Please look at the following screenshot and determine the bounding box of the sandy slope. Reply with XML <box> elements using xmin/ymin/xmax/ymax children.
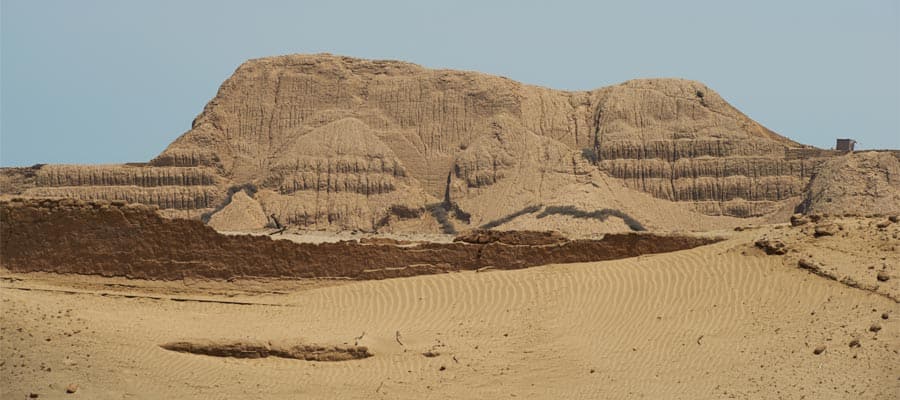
<box><xmin>2</xmin><ymin>231</ymin><xmax>898</xmax><ymax>399</ymax></box>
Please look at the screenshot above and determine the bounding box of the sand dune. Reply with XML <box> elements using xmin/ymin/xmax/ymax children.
<box><xmin>2</xmin><ymin>230</ymin><xmax>897</xmax><ymax>399</ymax></box>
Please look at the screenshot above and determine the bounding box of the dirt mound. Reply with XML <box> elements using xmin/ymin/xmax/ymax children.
<box><xmin>798</xmin><ymin>152</ymin><xmax>900</xmax><ymax>216</ymax></box>
<box><xmin>207</xmin><ymin>190</ymin><xmax>268</xmax><ymax>231</ymax></box>
<box><xmin>160</xmin><ymin>339</ymin><xmax>371</xmax><ymax>361</ymax></box>
<box><xmin>0</xmin><ymin>198</ymin><xmax>718</xmax><ymax>281</ymax></box>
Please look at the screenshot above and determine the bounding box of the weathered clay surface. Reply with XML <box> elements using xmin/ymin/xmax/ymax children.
<box><xmin>453</xmin><ymin>230</ymin><xmax>569</xmax><ymax>246</ymax></box>
<box><xmin>798</xmin><ymin>151</ymin><xmax>900</xmax><ymax>216</ymax></box>
<box><xmin>6</xmin><ymin>164</ymin><xmax>224</xmax><ymax>212</ymax></box>
<box><xmin>207</xmin><ymin>190</ymin><xmax>268</xmax><ymax>231</ymax></box>
<box><xmin>146</xmin><ymin>54</ymin><xmax>839</xmax><ymax>223</ymax></box>
<box><xmin>0</xmin><ymin>165</ymin><xmax>42</xmax><ymax>195</ymax></box>
<box><xmin>2</xmin><ymin>54</ymin><xmax>862</xmax><ymax>229</ymax></box>
<box><xmin>0</xmin><ymin>198</ymin><xmax>718</xmax><ymax>280</ymax></box>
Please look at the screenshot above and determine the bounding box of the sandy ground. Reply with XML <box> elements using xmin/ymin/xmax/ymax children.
<box><xmin>2</xmin><ymin>230</ymin><xmax>898</xmax><ymax>399</ymax></box>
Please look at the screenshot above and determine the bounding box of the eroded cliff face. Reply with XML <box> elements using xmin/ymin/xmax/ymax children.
<box><xmin>588</xmin><ymin>79</ymin><xmax>826</xmax><ymax>217</ymax></box>
<box><xmin>798</xmin><ymin>151</ymin><xmax>900</xmax><ymax>216</ymax></box>
<box><xmin>13</xmin><ymin>165</ymin><xmax>224</xmax><ymax>219</ymax></box>
<box><xmin>4</xmin><ymin>54</ymin><xmax>846</xmax><ymax>231</ymax></box>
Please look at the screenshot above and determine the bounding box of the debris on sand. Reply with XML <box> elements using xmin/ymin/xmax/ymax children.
<box><xmin>755</xmin><ymin>237</ymin><xmax>788</xmax><ymax>255</ymax></box>
<box><xmin>160</xmin><ymin>339</ymin><xmax>372</xmax><ymax>361</ymax></box>
<box><xmin>790</xmin><ymin>214</ymin><xmax>810</xmax><ymax>227</ymax></box>
<box><xmin>814</xmin><ymin>223</ymin><xmax>838</xmax><ymax>237</ymax></box>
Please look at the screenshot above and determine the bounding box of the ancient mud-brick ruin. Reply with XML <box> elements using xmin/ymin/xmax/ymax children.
<box><xmin>0</xmin><ymin>198</ymin><xmax>718</xmax><ymax>280</ymax></box>
<box><xmin>3</xmin><ymin>54</ymin><xmax>897</xmax><ymax>231</ymax></box>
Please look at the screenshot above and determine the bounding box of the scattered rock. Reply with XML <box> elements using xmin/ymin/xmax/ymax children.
<box><xmin>876</xmin><ymin>220</ymin><xmax>892</xmax><ymax>229</ymax></box>
<box><xmin>849</xmin><ymin>339</ymin><xmax>861</xmax><ymax>348</ymax></box>
<box><xmin>29</xmin><ymin>394</ymin><xmax>39</xmax><ymax>399</ymax></box>
<box><xmin>755</xmin><ymin>237</ymin><xmax>788</xmax><ymax>255</ymax></box>
<box><xmin>65</xmin><ymin>383</ymin><xmax>78</xmax><ymax>394</ymax></box>
<box><xmin>876</xmin><ymin>271</ymin><xmax>890</xmax><ymax>282</ymax></box>
<box><xmin>814</xmin><ymin>223</ymin><xmax>838</xmax><ymax>237</ymax></box>
<box><xmin>882</xmin><ymin>312</ymin><xmax>890</xmax><ymax>320</ymax></box>
<box><xmin>422</xmin><ymin>351</ymin><xmax>440</xmax><ymax>358</ymax></box>
<box><xmin>889</xmin><ymin>215</ymin><xmax>899</xmax><ymax>223</ymax></box>
<box><xmin>790</xmin><ymin>214</ymin><xmax>809</xmax><ymax>227</ymax></box>
<box><xmin>439</xmin><ymin>365</ymin><xmax>446</xmax><ymax>371</ymax></box>
<box><xmin>813</xmin><ymin>345</ymin><xmax>826</xmax><ymax>355</ymax></box>
<box><xmin>797</xmin><ymin>259</ymin><xmax>837</xmax><ymax>281</ymax></box>
<box><xmin>869</xmin><ymin>323</ymin><xmax>882</xmax><ymax>333</ymax></box>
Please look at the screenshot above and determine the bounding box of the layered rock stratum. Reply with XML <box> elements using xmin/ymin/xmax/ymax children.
<box><xmin>2</xmin><ymin>54</ymin><xmax>897</xmax><ymax>232</ymax></box>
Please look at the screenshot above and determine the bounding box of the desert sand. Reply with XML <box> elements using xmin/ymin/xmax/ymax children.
<box><xmin>2</xmin><ymin>222</ymin><xmax>898</xmax><ymax>399</ymax></box>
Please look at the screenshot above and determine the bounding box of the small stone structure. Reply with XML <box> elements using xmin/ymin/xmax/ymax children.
<box><xmin>836</xmin><ymin>138</ymin><xmax>856</xmax><ymax>152</ymax></box>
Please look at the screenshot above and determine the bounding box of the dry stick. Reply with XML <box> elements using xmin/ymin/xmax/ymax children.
<box><xmin>375</xmin><ymin>381</ymin><xmax>384</xmax><ymax>393</ymax></box>
<box><xmin>395</xmin><ymin>330</ymin><xmax>404</xmax><ymax>346</ymax></box>
<box><xmin>354</xmin><ymin>331</ymin><xmax>366</xmax><ymax>346</ymax></box>
<box><xmin>696</xmin><ymin>335</ymin><xmax>704</xmax><ymax>345</ymax></box>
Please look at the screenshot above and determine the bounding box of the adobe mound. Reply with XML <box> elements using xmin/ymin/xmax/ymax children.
<box><xmin>799</xmin><ymin>152</ymin><xmax>900</xmax><ymax>216</ymax></box>
<box><xmin>5</xmin><ymin>54</ymin><xmax>862</xmax><ymax>232</ymax></box>
<box><xmin>207</xmin><ymin>190</ymin><xmax>268</xmax><ymax>231</ymax></box>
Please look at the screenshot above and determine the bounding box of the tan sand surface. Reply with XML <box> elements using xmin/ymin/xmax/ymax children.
<box><xmin>2</xmin><ymin>230</ymin><xmax>897</xmax><ymax>399</ymax></box>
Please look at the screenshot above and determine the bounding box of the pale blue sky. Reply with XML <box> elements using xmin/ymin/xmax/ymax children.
<box><xmin>1</xmin><ymin>0</ymin><xmax>898</xmax><ymax>166</ymax></box>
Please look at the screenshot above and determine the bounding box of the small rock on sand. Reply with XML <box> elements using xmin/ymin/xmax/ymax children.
<box><xmin>790</xmin><ymin>214</ymin><xmax>809</xmax><ymax>227</ymax></box>
<box><xmin>869</xmin><ymin>323</ymin><xmax>882</xmax><ymax>333</ymax></box>
<box><xmin>848</xmin><ymin>339</ymin><xmax>861</xmax><ymax>348</ymax></box>
<box><xmin>876</xmin><ymin>271</ymin><xmax>890</xmax><ymax>282</ymax></box>
<box><xmin>813</xmin><ymin>345</ymin><xmax>826</xmax><ymax>355</ymax></box>
<box><xmin>65</xmin><ymin>383</ymin><xmax>78</xmax><ymax>394</ymax></box>
<box><xmin>882</xmin><ymin>312</ymin><xmax>890</xmax><ymax>320</ymax></box>
<box><xmin>814</xmin><ymin>224</ymin><xmax>838</xmax><ymax>237</ymax></box>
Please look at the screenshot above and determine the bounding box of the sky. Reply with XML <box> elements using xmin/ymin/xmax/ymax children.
<box><xmin>1</xmin><ymin>0</ymin><xmax>898</xmax><ymax>166</ymax></box>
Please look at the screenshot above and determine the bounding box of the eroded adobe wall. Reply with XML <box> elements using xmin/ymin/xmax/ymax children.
<box><xmin>0</xmin><ymin>198</ymin><xmax>718</xmax><ymax>281</ymax></box>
